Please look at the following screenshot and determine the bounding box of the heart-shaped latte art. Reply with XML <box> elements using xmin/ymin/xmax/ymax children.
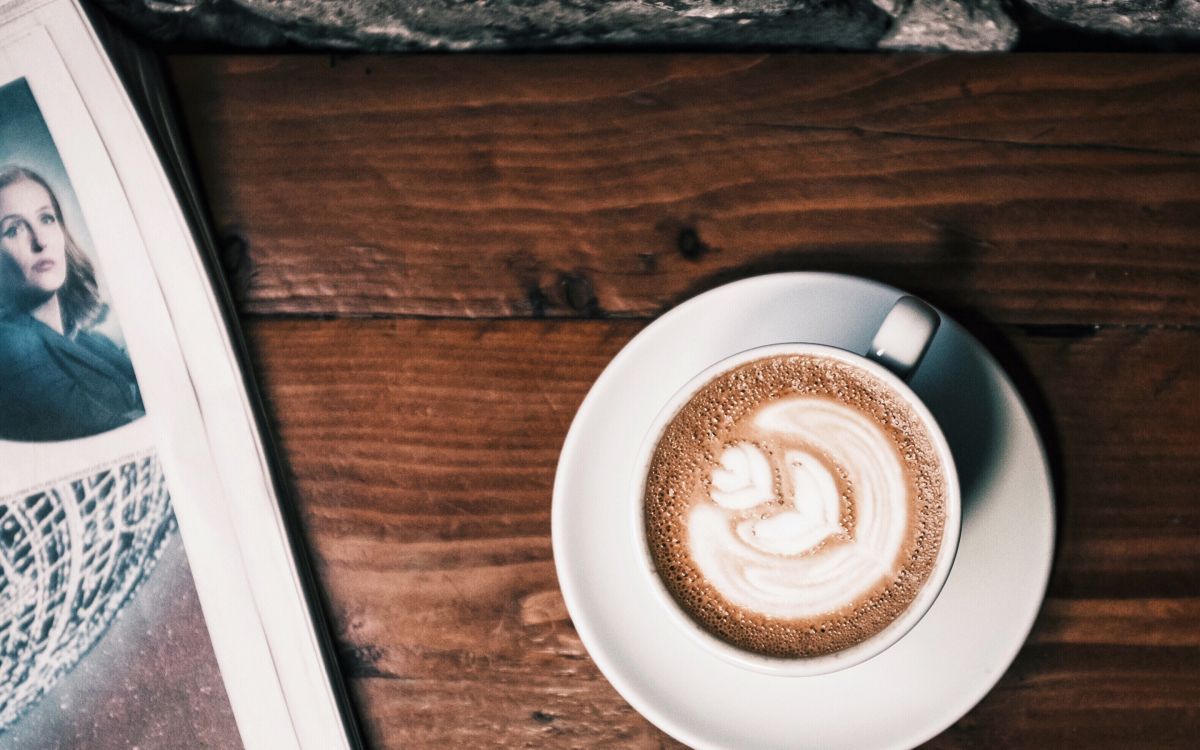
<box><xmin>710</xmin><ymin>442</ymin><xmax>775</xmax><ymax>510</ymax></box>
<box><xmin>688</xmin><ymin>396</ymin><xmax>908</xmax><ymax>619</ymax></box>
<box><xmin>731</xmin><ymin>447</ymin><xmax>845</xmax><ymax>556</ymax></box>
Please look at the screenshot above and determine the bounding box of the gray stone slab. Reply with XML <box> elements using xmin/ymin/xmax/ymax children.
<box><xmin>96</xmin><ymin>0</ymin><xmax>1200</xmax><ymax>51</ymax></box>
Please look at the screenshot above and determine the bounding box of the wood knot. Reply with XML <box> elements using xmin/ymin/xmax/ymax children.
<box><xmin>677</xmin><ymin>227</ymin><xmax>711</xmax><ymax>261</ymax></box>
<box><xmin>338</xmin><ymin>643</ymin><xmax>388</xmax><ymax>678</ymax></box>
<box><xmin>519</xmin><ymin>590</ymin><xmax>568</xmax><ymax>625</ymax></box>
<box><xmin>559</xmin><ymin>272</ymin><xmax>598</xmax><ymax>315</ymax></box>
<box><xmin>526</xmin><ymin>284</ymin><xmax>549</xmax><ymax>318</ymax></box>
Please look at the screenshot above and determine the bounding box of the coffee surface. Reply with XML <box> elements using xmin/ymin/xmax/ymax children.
<box><xmin>643</xmin><ymin>354</ymin><xmax>947</xmax><ymax>658</ymax></box>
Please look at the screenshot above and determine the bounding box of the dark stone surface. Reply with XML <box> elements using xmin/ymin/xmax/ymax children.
<box><xmin>1020</xmin><ymin>0</ymin><xmax>1200</xmax><ymax>42</ymax></box>
<box><xmin>97</xmin><ymin>0</ymin><xmax>891</xmax><ymax>50</ymax></box>
<box><xmin>95</xmin><ymin>0</ymin><xmax>1200</xmax><ymax>52</ymax></box>
<box><xmin>882</xmin><ymin>0</ymin><xmax>1017</xmax><ymax>51</ymax></box>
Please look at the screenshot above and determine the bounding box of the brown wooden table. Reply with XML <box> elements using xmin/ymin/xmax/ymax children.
<box><xmin>168</xmin><ymin>54</ymin><xmax>1200</xmax><ymax>748</ymax></box>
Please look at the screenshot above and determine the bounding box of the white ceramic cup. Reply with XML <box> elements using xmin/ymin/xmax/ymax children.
<box><xmin>632</xmin><ymin>296</ymin><xmax>962</xmax><ymax>677</ymax></box>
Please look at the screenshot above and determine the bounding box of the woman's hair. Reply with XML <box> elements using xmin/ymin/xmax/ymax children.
<box><xmin>0</xmin><ymin>166</ymin><xmax>104</xmax><ymax>335</ymax></box>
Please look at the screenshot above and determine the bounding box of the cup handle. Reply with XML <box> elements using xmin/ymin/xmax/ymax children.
<box><xmin>866</xmin><ymin>296</ymin><xmax>941</xmax><ymax>381</ymax></box>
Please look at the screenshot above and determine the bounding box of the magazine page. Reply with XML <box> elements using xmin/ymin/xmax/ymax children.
<box><xmin>0</xmin><ymin>1</ymin><xmax>356</xmax><ymax>748</ymax></box>
<box><xmin>0</xmin><ymin>52</ymin><xmax>249</xmax><ymax>750</ymax></box>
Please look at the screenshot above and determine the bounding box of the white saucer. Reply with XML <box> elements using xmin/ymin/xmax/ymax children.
<box><xmin>552</xmin><ymin>273</ymin><xmax>1055</xmax><ymax>750</ymax></box>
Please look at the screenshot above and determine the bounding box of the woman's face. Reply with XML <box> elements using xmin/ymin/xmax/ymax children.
<box><xmin>0</xmin><ymin>178</ymin><xmax>68</xmax><ymax>298</ymax></box>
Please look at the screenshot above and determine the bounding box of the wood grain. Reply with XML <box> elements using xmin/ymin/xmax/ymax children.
<box><xmin>164</xmin><ymin>51</ymin><xmax>1200</xmax><ymax>749</ymax></box>
<box><xmin>241</xmin><ymin>317</ymin><xmax>1200</xmax><ymax>748</ymax></box>
<box><xmin>169</xmin><ymin>55</ymin><xmax>1200</xmax><ymax>324</ymax></box>
<box><xmin>927</xmin><ymin>645</ymin><xmax>1200</xmax><ymax>749</ymax></box>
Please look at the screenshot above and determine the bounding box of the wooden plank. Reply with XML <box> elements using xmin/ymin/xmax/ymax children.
<box><xmin>170</xmin><ymin>55</ymin><xmax>1200</xmax><ymax>323</ymax></box>
<box><xmin>350</xmin><ymin>673</ymin><xmax>680</xmax><ymax>750</ymax></box>
<box><xmin>241</xmin><ymin>317</ymin><xmax>1200</xmax><ymax>747</ymax></box>
<box><xmin>347</xmin><ymin>643</ymin><xmax>1200</xmax><ymax>750</ymax></box>
<box><xmin>1031</xmin><ymin>599</ymin><xmax>1200</xmax><ymax>647</ymax></box>
<box><xmin>927</xmin><ymin>646</ymin><xmax>1200</xmax><ymax>749</ymax></box>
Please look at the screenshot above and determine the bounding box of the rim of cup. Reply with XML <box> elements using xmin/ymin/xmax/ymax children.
<box><xmin>632</xmin><ymin>342</ymin><xmax>962</xmax><ymax>677</ymax></box>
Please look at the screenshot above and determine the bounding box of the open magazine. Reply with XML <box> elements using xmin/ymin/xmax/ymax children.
<box><xmin>0</xmin><ymin>0</ymin><xmax>361</xmax><ymax>747</ymax></box>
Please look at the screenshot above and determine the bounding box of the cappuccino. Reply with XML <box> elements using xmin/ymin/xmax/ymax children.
<box><xmin>643</xmin><ymin>353</ymin><xmax>948</xmax><ymax>658</ymax></box>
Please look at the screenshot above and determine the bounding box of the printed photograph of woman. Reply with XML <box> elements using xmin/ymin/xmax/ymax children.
<box><xmin>0</xmin><ymin>166</ymin><xmax>144</xmax><ymax>441</ymax></box>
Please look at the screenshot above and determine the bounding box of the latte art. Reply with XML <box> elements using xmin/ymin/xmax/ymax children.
<box><xmin>644</xmin><ymin>354</ymin><xmax>947</xmax><ymax>658</ymax></box>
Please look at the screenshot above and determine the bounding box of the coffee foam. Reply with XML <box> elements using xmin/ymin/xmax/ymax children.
<box><xmin>644</xmin><ymin>354</ymin><xmax>947</xmax><ymax>659</ymax></box>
